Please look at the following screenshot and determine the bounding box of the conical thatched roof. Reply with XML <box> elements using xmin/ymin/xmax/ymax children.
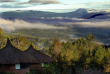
<box><xmin>0</xmin><ymin>39</ymin><xmax>38</xmax><ymax>64</ymax></box>
<box><xmin>25</xmin><ymin>45</ymin><xmax>52</xmax><ymax>63</ymax></box>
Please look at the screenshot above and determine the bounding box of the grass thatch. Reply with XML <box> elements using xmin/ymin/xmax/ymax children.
<box><xmin>0</xmin><ymin>39</ymin><xmax>39</xmax><ymax>64</ymax></box>
<box><xmin>25</xmin><ymin>45</ymin><xmax>52</xmax><ymax>63</ymax></box>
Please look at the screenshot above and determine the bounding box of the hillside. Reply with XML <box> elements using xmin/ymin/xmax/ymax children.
<box><xmin>1</xmin><ymin>8</ymin><xmax>109</xmax><ymax>19</ymax></box>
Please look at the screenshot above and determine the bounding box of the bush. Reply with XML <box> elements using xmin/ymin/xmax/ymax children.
<box><xmin>42</xmin><ymin>68</ymin><xmax>53</xmax><ymax>74</ymax></box>
<box><xmin>30</xmin><ymin>69</ymin><xmax>43</xmax><ymax>74</ymax></box>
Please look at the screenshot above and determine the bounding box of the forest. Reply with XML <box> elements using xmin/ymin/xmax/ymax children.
<box><xmin>0</xmin><ymin>28</ymin><xmax>110</xmax><ymax>74</ymax></box>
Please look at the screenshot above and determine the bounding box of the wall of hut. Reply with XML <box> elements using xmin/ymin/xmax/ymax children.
<box><xmin>30</xmin><ymin>63</ymin><xmax>42</xmax><ymax>70</ymax></box>
<box><xmin>0</xmin><ymin>64</ymin><xmax>30</xmax><ymax>74</ymax></box>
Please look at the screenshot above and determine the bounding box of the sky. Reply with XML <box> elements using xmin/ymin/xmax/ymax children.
<box><xmin>0</xmin><ymin>0</ymin><xmax>110</xmax><ymax>13</ymax></box>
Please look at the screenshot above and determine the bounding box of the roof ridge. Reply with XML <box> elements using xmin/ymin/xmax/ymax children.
<box><xmin>4</xmin><ymin>38</ymin><xmax>18</xmax><ymax>50</ymax></box>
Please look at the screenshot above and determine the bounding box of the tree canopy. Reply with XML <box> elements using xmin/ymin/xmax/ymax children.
<box><xmin>0</xmin><ymin>28</ymin><xmax>7</xmax><ymax>49</ymax></box>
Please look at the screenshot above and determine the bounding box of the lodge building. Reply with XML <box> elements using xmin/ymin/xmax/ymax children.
<box><xmin>0</xmin><ymin>38</ymin><xmax>52</xmax><ymax>74</ymax></box>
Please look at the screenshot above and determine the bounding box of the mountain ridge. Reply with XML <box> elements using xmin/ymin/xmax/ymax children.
<box><xmin>0</xmin><ymin>8</ymin><xmax>110</xmax><ymax>19</ymax></box>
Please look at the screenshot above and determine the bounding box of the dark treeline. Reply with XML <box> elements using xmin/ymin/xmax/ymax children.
<box><xmin>48</xmin><ymin>34</ymin><xmax>110</xmax><ymax>74</ymax></box>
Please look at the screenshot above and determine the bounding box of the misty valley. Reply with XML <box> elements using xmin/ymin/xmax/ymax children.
<box><xmin>9</xmin><ymin>26</ymin><xmax>110</xmax><ymax>45</ymax></box>
<box><xmin>0</xmin><ymin>8</ymin><xmax>110</xmax><ymax>74</ymax></box>
<box><xmin>1</xmin><ymin>8</ymin><xmax>110</xmax><ymax>45</ymax></box>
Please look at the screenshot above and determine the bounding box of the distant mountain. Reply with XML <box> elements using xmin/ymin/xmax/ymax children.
<box><xmin>0</xmin><ymin>8</ymin><xmax>109</xmax><ymax>19</ymax></box>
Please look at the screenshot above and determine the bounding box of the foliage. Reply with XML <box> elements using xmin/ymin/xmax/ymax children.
<box><xmin>11</xmin><ymin>29</ymin><xmax>71</xmax><ymax>40</ymax></box>
<box><xmin>49</xmin><ymin>39</ymin><xmax>62</xmax><ymax>58</ymax></box>
<box><xmin>95</xmin><ymin>45</ymin><xmax>106</xmax><ymax>65</ymax></box>
<box><xmin>0</xmin><ymin>28</ymin><xmax>7</xmax><ymax>49</ymax></box>
<box><xmin>42</xmin><ymin>68</ymin><xmax>53</xmax><ymax>74</ymax></box>
<box><xmin>48</xmin><ymin>34</ymin><xmax>109</xmax><ymax>74</ymax></box>
<box><xmin>9</xmin><ymin>36</ymin><xmax>31</xmax><ymax>51</ymax></box>
<box><xmin>61</xmin><ymin>41</ymin><xmax>80</xmax><ymax>62</ymax></box>
<box><xmin>28</xmin><ymin>68</ymin><xmax>53</xmax><ymax>74</ymax></box>
<box><xmin>106</xmin><ymin>48</ymin><xmax>110</xmax><ymax>64</ymax></box>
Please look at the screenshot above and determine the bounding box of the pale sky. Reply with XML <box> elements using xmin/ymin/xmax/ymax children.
<box><xmin>0</xmin><ymin>0</ymin><xmax>110</xmax><ymax>12</ymax></box>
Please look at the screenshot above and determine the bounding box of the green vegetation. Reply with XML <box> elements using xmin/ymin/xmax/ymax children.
<box><xmin>0</xmin><ymin>28</ymin><xmax>110</xmax><ymax>74</ymax></box>
<box><xmin>9</xmin><ymin>36</ymin><xmax>39</xmax><ymax>51</ymax></box>
<box><xmin>11</xmin><ymin>29</ymin><xmax>71</xmax><ymax>39</ymax></box>
<box><xmin>48</xmin><ymin>34</ymin><xmax>110</xmax><ymax>74</ymax></box>
<box><xmin>9</xmin><ymin>29</ymin><xmax>77</xmax><ymax>51</ymax></box>
<box><xmin>9</xmin><ymin>36</ymin><xmax>31</xmax><ymax>51</ymax></box>
<box><xmin>0</xmin><ymin>28</ymin><xmax>7</xmax><ymax>49</ymax></box>
<box><xmin>0</xmin><ymin>28</ymin><xmax>39</xmax><ymax>51</ymax></box>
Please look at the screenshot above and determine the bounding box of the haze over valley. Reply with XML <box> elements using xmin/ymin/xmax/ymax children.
<box><xmin>0</xmin><ymin>8</ymin><xmax>110</xmax><ymax>45</ymax></box>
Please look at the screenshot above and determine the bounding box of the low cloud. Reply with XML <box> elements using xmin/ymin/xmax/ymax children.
<box><xmin>73</xmin><ymin>20</ymin><xmax>110</xmax><ymax>28</ymax></box>
<box><xmin>0</xmin><ymin>4</ymin><xmax>27</xmax><ymax>8</ymax></box>
<box><xmin>0</xmin><ymin>18</ymin><xmax>67</xmax><ymax>31</ymax></box>
<box><xmin>21</xmin><ymin>0</ymin><xmax>59</xmax><ymax>4</ymax></box>
<box><xmin>0</xmin><ymin>0</ymin><xmax>15</xmax><ymax>2</ymax></box>
<box><xmin>29</xmin><ymin>0</ymin><xmax>59</xmax><ymax>4</ymax></box>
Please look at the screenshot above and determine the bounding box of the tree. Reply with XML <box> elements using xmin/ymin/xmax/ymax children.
<box><xmin>9</xmin><ymin>36</ymin><xmax>30</xmax><ymax>51</ymax></box>
<box><xmin>47</xmin><ymin>34</ymin><xmax>110</xmax><ymax>73</ymax></box>
<box><xmin>106</xmin><ymin>48</ymin><xmax>110</xmax><ymax>64</ymax></box>
<box><xmin>61</xmin><ymin>41</ymin><xmax>80</xmax><ymax>63</ymax></box>
<box><xmin>52</xmin><ymin>39</ymin><xmax>61</xmax><ymax>57</ymax></box>
<box><xmin>95</xmin><ymin>46</ymin><xmax>106</xmax><ymax>65</ymax></box>
<box><xmin>86</xmin><ymin>34</ymin><xmax>96</xmax><ymax>41</ymax></box>
<box><xmin>86</xmin><ymin>34</ymin><xmax>97</xmax><ymax>57</ymax></box>
<box><xmin>103</xmin><ymin>48</ymin><xmax>110</xmax><ymax>72</ymax></box>
<box><xmin>0</xmin><ymin>28</ymin><xmax>7</xmax><ymax>49</ymax></box>
<box><xmin>60</xmin><ymin>41</ymin><xmax>80</xmax><ymax>74</ymax></box>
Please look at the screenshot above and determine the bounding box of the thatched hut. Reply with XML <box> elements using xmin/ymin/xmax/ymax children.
<box><xmin>0</xmin><ymin>39</ymin><xmax>38</xmax><ymax>74</ymax></box>
<box><xmin>0</xmin><ymin>38</ymin><xmax>52</xmax><ymax>74</ymax></box>
<box><xmin>24</xmin><ymin>45</ymin><xmax>52</xmax><ymax>70</ymax></box>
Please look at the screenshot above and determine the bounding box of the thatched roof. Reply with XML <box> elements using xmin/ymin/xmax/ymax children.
<box><xmin>25</xmin><ymin>45</ymin><xmax>52</xmax><ymax>63</ymax></box>
<box><xmin>0</xmin><ymin>39</ymin><xmax>38</xmax><ymax>64</ymax></box>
